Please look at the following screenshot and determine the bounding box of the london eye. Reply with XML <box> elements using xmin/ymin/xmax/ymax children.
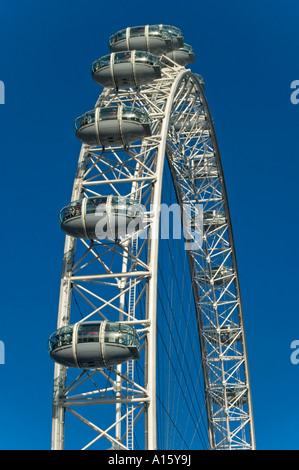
<box><xmin>48</xmin><ymin>24</ymin><xmax>255</xmax><ymax>450</ymax></box>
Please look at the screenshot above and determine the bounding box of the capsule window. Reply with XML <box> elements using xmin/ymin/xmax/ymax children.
<box><xmin>59</xmin><ymin>200</ymin><xmax>82</xmax><ymax>224</ymax></box>
<box><xmin>135</xmin><ymin>51</ymin><xmax>150</xmax><ymax>63</ymax></box>
<box><xmin>48</xmin><ymin>325</ymin><xmax>73</xmax><ymax>352</ymax></box>
<box><xmin>109</xmin><ymin>29</ymin><xmax>126</xmax><ymax>45</ymax></box>
<box><xmin>163</xmin><ymin>25</ymin><xmax>181</xmax><ymax>37</ymax></box>
<box><xmin>117</xmin><ymin>30</ymin><xmax>126</xmax><ymax>41</ymax></box>
<box><xmin>134</xmin><ymin>51</ymin><xmax>161</xmax><ymax>67</ymax></box>
<box><xmin>148</xmin><ymin>25</ymin><xmax>162</xmax><ymax>38</ymax></box>
<box><xmin>99</xmin><ymin>107</ymin><xmax>118</xmax><ymax>121</ymax></box>
<box><xmin>111</xmin><ymin>197</ymin><xmax>143</xmax><ymax>218</ymax></box>
<box><xmin>181</xmin><ymin>44</ymin><xmax>193</xmax><ymax>53</ymax></box>
<box><xmin>91</xmin><ymin>55</ymin><xmax>110</xmax><ymax>72</ymax></box>
<box><xmin>122</xmin><ymin>107</ymin><xmax>150</xmax><ymax>125</ymax></box>
<box><xmin>104</xmin><ymin>322</ymin><xmax>140</xmax><ymax>348</ymax></box>
<box><xmin>104</xmin><ymin>323</ymin><xmax>121</xmax><ymax>344</ymax></box>
<box><xmin>99</xmin><ymin>56</ymin><xmax>110</xmax><ymax>68</ymax></box>
<box><xmin>130</xmin><ymin>26</ymin><xmax>145</xmax><ymax>37</ymax></box>
<box><xmin>114</xmin><ymin>52</ymin><xmax>132</xmax><ymax>63</ymax></box>
<box><xmin>86</xmin><ymin>197</ymin><xmax>107</xmax><ymax>215</ymax></box>
<box><xmin>77</xmin><ymin>323</ymin><xmax>100</xmax><ymax>343</ymax></box>
<box><xmin>105</xmin><ymin>330</ymin><xmax>123</xmax><ymax>345</ymax></box>
<box><xmin>74</xmin><ymin>111</ymin><xmax>95</xmax><ymax>131</ymax></box>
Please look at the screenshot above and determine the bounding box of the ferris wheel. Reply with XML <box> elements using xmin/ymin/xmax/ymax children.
<box><xmin>48</xmin><ymin>24</ymin><xmax>255</xmax><ymax>450</ymax></box>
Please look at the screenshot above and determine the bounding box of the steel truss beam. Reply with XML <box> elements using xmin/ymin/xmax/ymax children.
<box><xmin>51</xmin><ymin>58</ymin><xmax>255</xmax><ymax>450</ymax></box>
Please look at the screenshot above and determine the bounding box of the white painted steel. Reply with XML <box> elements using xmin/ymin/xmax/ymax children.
<box><xmin>51</xmin><ymin>34</ymin><xmax>255</xmax><ymax>450</ymax></box>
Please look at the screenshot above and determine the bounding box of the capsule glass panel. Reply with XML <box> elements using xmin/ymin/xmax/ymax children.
<box><xmin>109</xmin><ymin>25</ymin><xmax>182</xmax><ymax>55</ymax></box>
<box><xmin>48</xmin><ymin>321</ymin><xmax>140</xmax><ymax>369</ymax></box>
<box><xmin>152</xmin><ymin>25</ymin><xmax>184</xmax><ymax>48</ymax></box>
<box><xmin>77</xmin><ymin>323</ymin><xmax>100</xmax><ymax>343</ymax></box>
<box><xmin>92</xmin><ymin>51</ymin><xmax>162</xmax><ymax>89</ymax></box>
<box><xmin>104</xmin><ymin>322</ymin><xmax>140</xmax><ymax>348</ymax></box>
<box><xmin>74</xmin><ymin>105</ymin><xmax>152</xmax><ymax>147</ymax></box>
<box><xmin>48</xmin><ymin>325</ymin><xmax>73</xmax><ymax>352</ymax></box>
<box><xmin>164</xmin><ymin>43</ymin><xmax>195</xmax><ymax>67</ymax></box>
<box><xmin>59</xmin><ymin>196</ymin><xmax>144</xmax><ymax>240</ymax></box>
<box><xmin>157</xmin><ymin>25</ymin><xmax>182</xmax><ymax>38</ymax></box>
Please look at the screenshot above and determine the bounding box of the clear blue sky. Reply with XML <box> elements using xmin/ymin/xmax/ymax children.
<box><xmin>0</xmin><ymin>0</ymin><xmax>298</xmax><ymax>450</ymax></box>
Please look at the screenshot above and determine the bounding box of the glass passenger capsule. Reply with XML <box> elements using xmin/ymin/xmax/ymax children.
<box><xmin>48</xmin><ymin>321</ymin><xmax>140</xmax><ymax>369</ymax></box>
<box><xmin>158</xmin><ymin>25</ymin><xmax>184</xmax><ymax>48</ymax></box>
<box><xmin>109</xmin><ymin>25</ymin><xmax>183</xmax><ymax>55</ymax></box>
<box><xmin>197</xmin><ymin>266</ymin><xmax>234</xmax><ymax>285</ymax></box>
<box><xmin>74</xmin><ymin>105</ymin><xmax>152</xmax><ymax>147</ymax></box>
<box><xmin>204</xmin><ymin>323</ymin><xmax>241</xmax><ymax>344</ymax></box>
<box><xmin>59</xmin><ymin>195</ymin><xmax>144</xmax><ymax>240</ymax></box>
<box><xmin>203</xmin><ymin>210</ymin><xmax>226</xmax><ymax>228</ymax></box>
<box><xmin>91</xmin><ymin>51</ymin><xmax>162</xmax><ymax>89</ymax></box>
<box><xmin>211</xmin><ymin>386</ymin><xmax>248</xmax><ymax>407</ymax></box>
<box><xmin>163</xmin><ymin>44</ymin><xmax>195</xmax><ymax>67</ymax></box>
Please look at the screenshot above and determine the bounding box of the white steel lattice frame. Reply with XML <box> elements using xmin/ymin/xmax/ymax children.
<box><xmin>51</xmin><ymin>58</ymin><xmax>255</xmax><ymax>450</ymax></box>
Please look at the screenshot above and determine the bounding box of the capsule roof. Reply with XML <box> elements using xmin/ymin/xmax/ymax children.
<box><xmin>109</xmin><ymin>24</ymin><xmax>184</xmax><ymax>55</ymax></box>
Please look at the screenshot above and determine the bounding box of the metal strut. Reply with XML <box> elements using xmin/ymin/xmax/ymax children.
<box><xmin>51</xmin><ymin>28</ymin><xmax>254</xmax><ymax>450</ymax></box>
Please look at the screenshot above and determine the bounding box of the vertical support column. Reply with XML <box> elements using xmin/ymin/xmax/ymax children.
<box><xmin>51</xmin><ymin>363</ymin><xmax>66</xmax><ymax>450</ymax></box>
<box><xmin>116</xmin><ymin>258</ymin><xmax>129</xmax><ymax>445</ymax></box>
<box><xmin>51</xmin><ymin>270</ymin><xmax>73</xmax><ymax>450</ymax></box>
<box><xmin>51</xmin><ymin>146</ymin><xmax>88</xmax><ymax>450</ymax></box>
<box><xmin>145</xmin><ymin>71</ymin><xmax>185</xmax><ymax>450</ymax></box>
